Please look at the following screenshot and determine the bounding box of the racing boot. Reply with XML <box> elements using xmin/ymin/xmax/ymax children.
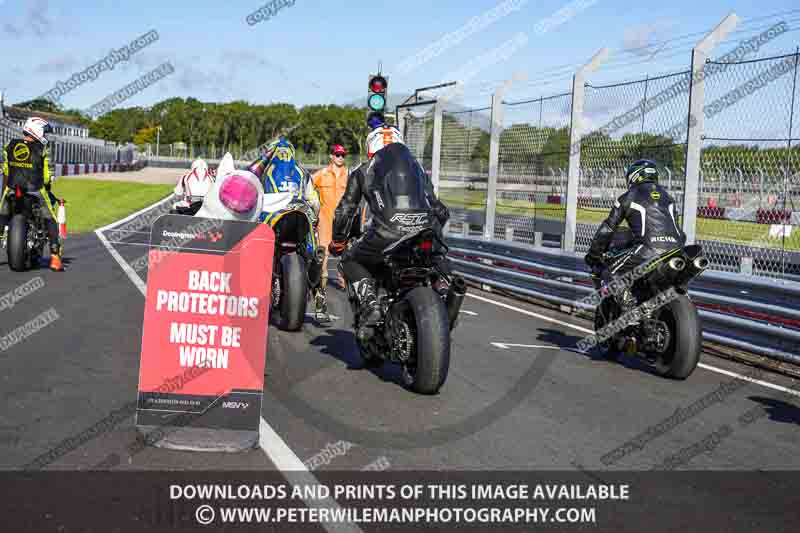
<box><xmin>49</xmin><ymin>244</ymin><xmax>64</xmax><ymax>272</ymax></box>
<box><xmin>353</xmin><ymin>278</ymin><xmax>381</xmax><ymax>327</ymax></box>
<box><xmin>314</xmin><ymin>284</ymin><xmax>331</xmax><ymax>323</ymax></box>
<box><xmin>617</xmin><ymin>288</ymin><xmax>638</xmax><ymax>327</ymax></box>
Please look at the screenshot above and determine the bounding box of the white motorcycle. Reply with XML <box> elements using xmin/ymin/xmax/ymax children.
<box><xmin>172</xmin><ymin>160</ymin><xmax>213</xmax><ymax>216</ymax></box>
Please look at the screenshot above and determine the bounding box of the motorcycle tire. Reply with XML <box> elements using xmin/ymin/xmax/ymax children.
<box><xmin>403</xmin><ymin>287</ymin><xmax>451</xmax><ymax>395</ymax></box>
<box><xmin>593</xmin><ymin>298</ymin><xmax>622</xmax><ymax>360</ymax></box>
<box><xmin>277</xmin><ymin>253</ymin><xmax>307</xmax><ymax>332</ymax></box>
<box><xmin>8</xmin><ymin>214</ymin><xmax>29</xmax><ymax>272</ymax></box>
<box><xmin>652</xmin><ymin>294</ymin><xmax>701</xmax><ymax>380</ymax></box>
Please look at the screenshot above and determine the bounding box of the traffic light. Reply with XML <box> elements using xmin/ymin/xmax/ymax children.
<box><xmin>367</xmin><ymin>74</ymin><xmax>388</xmax><ymax>128</ymax></box>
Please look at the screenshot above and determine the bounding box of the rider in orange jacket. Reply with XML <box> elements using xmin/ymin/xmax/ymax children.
<box><xmin>311</xmin><ymin>144</ymin><xmax>349</xmax><ymax>317</ymax></box>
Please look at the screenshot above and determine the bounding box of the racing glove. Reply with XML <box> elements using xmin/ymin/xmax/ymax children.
<box><xmin>329</xmin><ymin>241</ymin><xmax>347</xmax><ymax>257</ymax></box>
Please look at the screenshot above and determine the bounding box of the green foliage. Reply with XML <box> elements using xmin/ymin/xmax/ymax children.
<box><xmin>133</xmin><ymin>125</ymin><xmax>160</xmax><ymax>145</ymax></box>
<box><xmin>13</xmin><ymin>98</ymin><xmax>91</xmax><ymax>127</ymax></box>
<box><xmin>86</xmin><ymin>98</ymin><xmax>370</xmax><ymax>156</ymax></box>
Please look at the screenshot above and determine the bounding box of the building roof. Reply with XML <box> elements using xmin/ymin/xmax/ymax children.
<box><xmin>3</xmin><ymin>105</ymin><xmax>88</xmax><ymax>129</ymax></box>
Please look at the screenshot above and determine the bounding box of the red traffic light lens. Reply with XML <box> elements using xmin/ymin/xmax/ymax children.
<box><xmin>370</xmin><ymin>77</ymin><xmax>386</xmax><ymax>93</ymax></box>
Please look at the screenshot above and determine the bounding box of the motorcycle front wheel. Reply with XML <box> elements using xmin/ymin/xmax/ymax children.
<box><xmin>401</xmin><ymin>287</ymin><xmax>451</xmax><ymax>395</ymax></box>
<box><xmin>8</xmin><ymin>214</ymin><xmax>30</xmax><ymax>272</ymax></box>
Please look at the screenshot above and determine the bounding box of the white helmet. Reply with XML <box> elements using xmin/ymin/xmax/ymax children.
<box><xmin>366</xmin><ymin>124</ymin><xmax>403</xmax><ymax>159</ymax></box>
<box><xmin>190</xmin><ymin>158</ymin><xmax>209</xmax><ymax>179</ymax></box>
<box><xmin>23</xmin><ymin>117</ymin><xmax>52</xmax><ymax>145</ymax></box>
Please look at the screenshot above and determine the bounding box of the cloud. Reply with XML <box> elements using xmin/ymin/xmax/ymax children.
<box><xmin>35</xmin><ymin>55</ymin><xmax>78</xmax><ymax>74</ymax></box>
<box><xmin>622</xmin><ymin>19</ymin><xmax>677</xmax><ymax>59</ymax></box>
<box><xmin>3</xmin><ymin>0</ymin><xmax>57</xmax><ymax>38</ymax></box>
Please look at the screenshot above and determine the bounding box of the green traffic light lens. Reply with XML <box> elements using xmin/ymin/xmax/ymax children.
<box><xmin>368</xmin><ymin>94</ymin><xmax>386</xmax><ymax>111</ymax></box>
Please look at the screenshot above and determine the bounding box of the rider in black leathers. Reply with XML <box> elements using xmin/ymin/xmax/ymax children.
<box><xmin>585</xmin><ymin>159</ymin><xmax>686</xmax><ymax>313</ymax></box>
<box><xmin>330</xmin><ymin>126</ymin><xmax>449</xmax><ymax>326</ymax></box>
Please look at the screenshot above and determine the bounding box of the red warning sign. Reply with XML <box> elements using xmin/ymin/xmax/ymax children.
<box><xmin>136</xmin><ymin>215</ymin><xmax>275</xmax><ymax>445</ymax></box>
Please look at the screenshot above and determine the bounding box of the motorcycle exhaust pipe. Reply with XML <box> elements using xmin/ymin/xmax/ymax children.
<box><xmin>446</xmin><ymin>275</ymin><xmax>468</xmax><ymax>330</ymax></box>
<box><xmin>693</xmin><ymin>256</ymin><xmax>709</xmax><ymax>271</ymax></box>
<box><xmin>668</xmin><ymin>257</ymin><xmax>686</xmax><ymax>271</ymax></box>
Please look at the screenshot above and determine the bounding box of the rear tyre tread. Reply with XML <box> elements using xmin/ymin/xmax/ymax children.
<box><xmin>405</xmin><ymin>287</ymin><xmax>451</xmax><ymax>395</ymax></box>
<box><xmin>8</xmin><ymin>215</ymin><xmax>29</xmax><ymax>272</ymax></box>
<box><xmin>655</xmin><ymin>294</ymin><xmax>701</xmax><ymax>380</ymax></box>
<box><xmin>278</xmin><ymin>253</ymin><xmax>307</xmax><ymax>332</ymax></box>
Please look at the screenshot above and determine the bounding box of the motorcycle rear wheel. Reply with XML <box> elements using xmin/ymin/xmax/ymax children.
<box><xmin>276</xmin><ymin>253</ymin><xmax>307</xmax><ymax>331</ymax></box>
<box><xmin>402</xmin><ymin>287</ymin><xmax>451</xmax><ymax>395</ymax></box>
<box><xmin>651</xmin><ymin>294</ymin><xmax>701</xmax><ymax>380</ymax></box>
<box><xmin>8</xmin><ymin>215</ymin><xmax>30</xmax><ymax>272</ymax></box>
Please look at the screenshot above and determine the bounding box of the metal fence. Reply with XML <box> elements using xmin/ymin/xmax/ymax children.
<box><xmin>1</xmin><ymin>118</ymin><xmax>134</xmax><ymax>169</ymax></box>
<box><xmin>576</xmin><ymin>70</ymin><xmax>692</xmax><ymax>252</ymax></box>
<box><xmin>496</xmin><ymin>92</ymin><xmax>572</xmax><ymax>245</ymax></box>
<box><xmin>418</xmin><ymin>44</ymin><xmax>800</xmax><ymax>283</ymax></box>
<box><xmin>699</xmin><ymin>51</ymin><xmax>800</xmax><ymax>280</ymax></box>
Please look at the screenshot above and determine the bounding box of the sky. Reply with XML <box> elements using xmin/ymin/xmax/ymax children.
<box><xmin>1</xmin><ymin>0</ymin><xmax>799</xmax><ymax>116</ymax></box>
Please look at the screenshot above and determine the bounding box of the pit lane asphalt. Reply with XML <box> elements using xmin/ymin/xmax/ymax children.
<box><xmin>1</xmin><ymin>198</ymin><xmax>798</xmax><ymax>474</ymax></box>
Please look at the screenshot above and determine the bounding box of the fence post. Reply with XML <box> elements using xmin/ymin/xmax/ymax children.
<box><xmin>564</xmin><ymin>48</ymin><xmax>609</xmax><ymax>253</ymax></box>
<box><xmin>431</xmin><ymin>99</ymin><xmax>444</xmax><ymax>196</ymax></box>
<box><xmin>683</xmin><ymin>12</ymin><xmax>739</xmax><ymax>244</ymax></box>
<box><xmin>484</xmin><ymin>85</ymin><xmax>507</xmax><ymax>240</ymax></box>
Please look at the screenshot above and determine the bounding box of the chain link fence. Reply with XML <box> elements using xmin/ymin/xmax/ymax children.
<box><xmin>700</xmin><ymin>50</ymin><xmax>800</xmax><ymax>281</ymax></box>
<box><xmin>427</xmin><ymin>43</ymin><xmax>800</xmax><ymax>282</ymax></box>
<box><xmin>576</xmin><ymin>70</ymin><xmax>692</xmax><ymax>252</ymax></box>
<box><xmin>401</xmin><ymin>105</ymin><xmax>435</xmax><ymax>174</ymax></box>
<box><xmin>496</xmin><ymin>92</ymin><xmax>572</xmax><ymax>245</ymax></box>
<box><xmin>439</xmin><ymin>107</ymin><xmax>491</xmax><ymax>237</ymax></box>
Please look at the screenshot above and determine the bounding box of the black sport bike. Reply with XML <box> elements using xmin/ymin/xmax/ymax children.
<box><xmin>338</xmin><ymin>228</ymin><xmax>467</xmax><ymax>395</ymax></box>
<box><xmin>3</xmin><ymin>185</ymin><xmax>51</xmax><ymax>272</ymax></box>
<box><xmin>591</xmin><ymin>230</ymin><xmax>709</xmax><ymax>379</ymax></box>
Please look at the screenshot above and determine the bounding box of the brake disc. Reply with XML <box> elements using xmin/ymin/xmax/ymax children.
<box><xmin>393</xmin><ymin>319</ymin><xmax>414</xmax><ymax>364</ymax></box>
<box><xmin>641</xmin><ymin>319</ymin><xmax>671</xmax><ymax>353</ymax></box>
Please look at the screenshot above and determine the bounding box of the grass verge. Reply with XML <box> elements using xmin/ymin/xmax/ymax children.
<box><xmin>51</xmin><ymin>179</ymin><xmax>173</xmax><ymax>234</ymax></box>
<box><xmin>440</xmin><ymin>189</ymin><xmax>800</xmax><ymax>250</ymax></box>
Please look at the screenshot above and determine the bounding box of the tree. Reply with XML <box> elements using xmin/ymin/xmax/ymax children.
<box><xmin>133</xmin><ymin>125</ymin><xmax>160</xmax><ymax>145</ymax></box>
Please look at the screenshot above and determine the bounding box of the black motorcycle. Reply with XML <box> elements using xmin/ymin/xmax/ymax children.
<box><xmin>266</xmin><ymin>202</ymin><xmax>325</xmax><ymax>331</ymax></box>
<box><xmin>3</xmin><ymin>185</ymin><xmax>51</xmax><ymax>272</ymax></box>
<box><xmin>591</xmin><ymin>231</ymin><xmax>709</xmax><ymax>379</ymax></box>
<box><xmin>339</xmin><ymin>227</ymin><xmax>467</xmax><ymax>395</ymax></box>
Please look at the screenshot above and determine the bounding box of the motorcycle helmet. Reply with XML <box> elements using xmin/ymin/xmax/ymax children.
<box><xmin>23</xmin><ymin>117</ymin><xmax>53</xmax><ymax>145</ymax></box>
<box><xmin>366</xmin><ymin>124</ymin><xmax>403</xmax><ymax>159</ymax></box>
<box><xmin>625</xmin><ymin>159</ymin><xmax>659</xmax><ymax>188</ymax></box>
<box><xmin>190</xmin><ymin>158</ymin><xmax>209</xmax><ymax>180</ymax></box>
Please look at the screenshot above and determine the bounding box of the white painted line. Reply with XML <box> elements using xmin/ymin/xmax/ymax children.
<box><xmin>460</xmin><ymin>310</ymin><xmax>478</xmax><ymax>316</ymax></box>
<box><xmin>490</xmin><ymin>342</ymin><xmax>561</xmax><ymax>350</ymax></box>
<box><xmin>696</xmin><ymin>363</ymin><xmax>800</xmax><ymax>399</ymax></box>
<box><xmin>95</xmin><ymin>230</ymin><xmax>147</xmax><ymax>295</ymax></box>
<box><xmin>95</xmin><ymin>194</ymin><xmax>174</xmax><ymax>233</ymax></box>
<box><xmin>96</xmin><ymin>201</ymin><xmax>363</xmax><ymax>533</ymax></box>
<box><xmin>467</xmin><ymin>293</ymin><xmax>593</xmax><ymax>334</ymax></box>
<box><xmin>259</xmin><ymin>420</ymin><xmax>362</xmax><ymax>533</ymax></box>
<box><xmin>468</xmin><ymin>293</ymin><xmax>800</xmax><ymax>398</ymax></box>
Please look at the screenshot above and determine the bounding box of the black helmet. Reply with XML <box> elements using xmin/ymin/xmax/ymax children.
<box><xmin>625</xmin><ymin>159</ymin><xmax>659</xmax><ymax>188</ymax></box>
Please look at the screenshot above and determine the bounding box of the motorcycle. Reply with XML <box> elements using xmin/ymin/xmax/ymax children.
<box><xmin>3</xmin><ymin>185</ymin><xmax>51</xmax><ymax>272</ymax></box>
<box><xmin>171</xmin><ymin>195</ymin><xmax>205</xmax><ymax>216</ymax></box>
<box><xmin>171</xmin><ymin>165</ymin><xmax>214</xmax><ymax>216</ymax></box>
<box><xmin>591</xmin><ymin>230</ymin><xmax>709</xmax><ymax>379</ymax></box>
<box><xmin>338</xmin><ymin>227</ymin><xmax>467</xmax><ymax>395</ymax></box>
<box><xmin>261</xmin><ymin>200</ymin><xmax>324</xmax><ymax>331</ymax></box>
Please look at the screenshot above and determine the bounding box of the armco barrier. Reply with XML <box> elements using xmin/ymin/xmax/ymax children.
<box><xmin>446</xmin><ymin>236</ymin><xmax>800</xmax><ymax>366</ymax></box>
